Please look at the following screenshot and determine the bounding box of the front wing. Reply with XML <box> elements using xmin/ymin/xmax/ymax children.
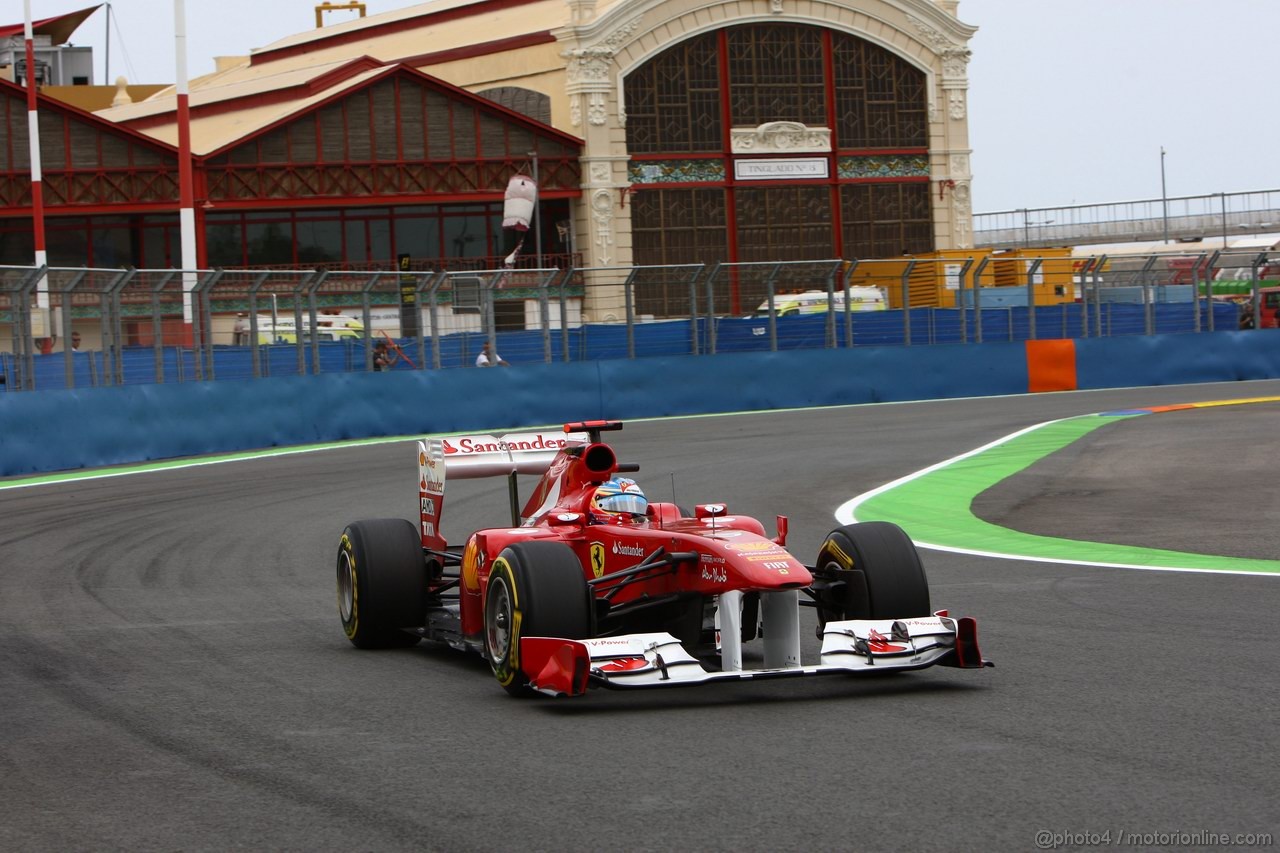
<box><xmin>519</xmin><ymin>615</ymin><xmax>990</xmax><ymax>697</ymax></box>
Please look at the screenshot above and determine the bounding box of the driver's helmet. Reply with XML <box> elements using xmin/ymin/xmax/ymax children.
<box><xmin>591</xmin><ymin>477</ymin><xmax>648</xmax><ymax>517</ymax></box>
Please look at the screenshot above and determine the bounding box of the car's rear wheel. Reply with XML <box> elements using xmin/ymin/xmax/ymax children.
<box><xmin>814</xmin><ymin>521</ymin><xmax>931</xmax><ymax>625</ymax></box>
<box><xmin>484</xmin><ymin>540</ymin><xmax>592</xmax><ymax>696</ymax></box>
<box><xmin>337</xmin><ymin>518</ymin><xmax>426</xmax><ymax>649</ymax></box>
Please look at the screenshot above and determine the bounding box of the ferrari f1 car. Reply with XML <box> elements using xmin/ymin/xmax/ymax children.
<box><xmin>336</xmin><ymin>421</ymin><xmax>990</xmax><ymax>697</ymax></box>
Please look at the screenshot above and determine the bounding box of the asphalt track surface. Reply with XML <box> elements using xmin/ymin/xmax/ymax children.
<box><xmin>4</xmin><ymin>380</ymin><xmax>1280</xmax><ymax>851</ymax></box>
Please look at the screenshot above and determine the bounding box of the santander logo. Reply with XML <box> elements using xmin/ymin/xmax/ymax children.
<box><xmin>442</xmin><ymin>435</ymin><xmax>569</xmax><ymax>455</ymax></box>
<box><xmin>612</xmin><ymin>542</ymin><xmax>644</xmax><ymax>557</ymax></box>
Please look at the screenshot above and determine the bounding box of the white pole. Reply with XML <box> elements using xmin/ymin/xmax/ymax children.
<box><xmin>529</xmin><ymin>151</ymin><xmax>542</xmax><ymax>266</ymax></box>
<box><xmin>1160</xmin><ymin>147</ymin><xmax>1169</xmax><ymax>244</ymax></box>
<box><xmin>23</xmin><ymin>0</ymin><xmax>49</xmax><ymax>311</ymax></box>
<box><xmin>175</xmin><ymin>0</ymin><xmax>198</xmax><ymax>330</ymax></box>
<box><xmin>104</xmin><ymin>2</ymin><xmax>111</xmax><ymax>83</ymax></box>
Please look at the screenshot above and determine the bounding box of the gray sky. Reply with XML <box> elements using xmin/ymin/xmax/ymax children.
<box><xmin>962</xmin><ymin>0</ymin><xmax>1280</xmax><ymax>211</ymax></box>
<box><xmin>41</xmin><ymin>0</ymin><xmax>1280</xmax><ymax>213</ymax></box>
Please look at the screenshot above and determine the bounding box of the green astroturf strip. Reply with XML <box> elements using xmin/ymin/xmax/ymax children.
<box><xmin>854</xmin><ymin>414</ymin><xmax>1280</xmax><ymax>574</ymax></box>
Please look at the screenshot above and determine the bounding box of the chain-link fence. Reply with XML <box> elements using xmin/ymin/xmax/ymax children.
<box><xmin>1</xmin><ymin>250</ymin><xmax>1275</xmax><ymax>391</ymax></box>
<box><xmin>0</xmin><ymin>265</ymin><xmax>43</xmax><ymax>391</ymax></box>
<box><xmin>191</xmin><ymin>267</ymin><xmax>436</xmax><ymax>380</ymax></box>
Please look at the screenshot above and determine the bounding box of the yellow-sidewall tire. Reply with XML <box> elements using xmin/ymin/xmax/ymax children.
<box><xmin>816</xmin><ymin>521</ymin><xmax>931</xmax><ymax>622</ymax></box>
<box><xmin>483</xmin><ymin>541</ymin><xmax>592</xmax><ymax>697</ymax></box>
<box><xmin>337</xmin><ymin>518</ymin><xmax>425</xmax><ymax>649</ymax></box>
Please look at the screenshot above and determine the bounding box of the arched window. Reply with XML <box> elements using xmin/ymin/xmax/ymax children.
<box><xmin>624</xmin><ymin>30</ymin><xmax>721</xmax><ymax>154</ymax></box>
<box><xmin>625</xmin><ymin>24</ymin><xmax>934</xmax><ymax>269</ymax></box>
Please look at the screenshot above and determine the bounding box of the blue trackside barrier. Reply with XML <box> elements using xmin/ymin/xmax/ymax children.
<box><xmin>578</xmin><ymin>323</ymin><xmax>630</xmax><ymax>360</ymax></box>
<box><xmin>1098</xmin><ymin>285</ymin><xmax>1194</xmax><ymax>304</ymax></box>
<box><xmin>263</xmin><ymin>345</ymin><xmax>310</xmax><ymax>378</ymax></box>
<box><xmin>643</xmin><ymin>320</ymin><xmax>695</xmax><ymax>358</ymax></box>
<box><xmin>27</xmin><ymin>347</ymin><xmax>201</xmax><ymax>389</ymax></box>
<box><xmin>845</xmin><ymin>311</ymin><xmax>903</xmax><ymax>347</ymax></box>
<box><xmin>631</xmin><ymin>321</ymin><xmax>697</xmax><ymax>359</ymax></box>
<box><xmin>4</xmin><ymin>328</ymin><xmax>1280</xmax><ymax>478</ymax></box>
<box><xmin>434</xmin><ymin>334</ymin><xmax>473</xmax><ymax>369</ymax></box>
<box><xmin>9</xmin><ymin>302</ymin><xmax>1240</xmax><ymax>392</ymax></box>
<box><xmin>477</xmin><ymin>328</ymin><xmax>546</xmax><ymax>364</ymax></box>
<box><xmin>712</xmin><ymin>315</ymin><xmax>831</xmax><ymax>352</ymax></box>
<box><xmin>319</xmin><ymin>343</ymin><xmax>358</xmax><ymax>374</ymax></box>
<box><xmin>580</xmin><ymin>320</ymin><xmax>699</xmax><ymax>360</ymax></box>
<box><xmin>708</xmin><ymin>302</ymin><xmax>1237</xmax><ymax>352</ymax></box>
<box><xmin>1074</xmin><ymin>331</ymin><xmax>1280</xmax><ymax>388</ymax></box>
<box><xmin>924</xmin><ymin>311</ymin><xmax>963</xmax><ymax>344</ymax></box>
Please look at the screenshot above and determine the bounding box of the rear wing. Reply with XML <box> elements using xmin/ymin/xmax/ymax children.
<box><xmin>417</xmin><ymin>430</ymin><xmax>589</xmax><ymax>551</ymax></box>
<box><xmin>432</xmin><ymin>431</ymin><xmax>588</xmax><ymax>478</ymax></box>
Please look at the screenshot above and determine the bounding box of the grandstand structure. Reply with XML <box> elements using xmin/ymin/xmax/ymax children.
<box><xmin>974</xmin><ymin>189</ymin><xmax>1280</xmax><ymax>249</ymax></box>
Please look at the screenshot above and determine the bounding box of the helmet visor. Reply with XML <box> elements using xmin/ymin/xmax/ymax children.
<box><xmin>597</xmin><ymin>493</ymin><xmax>648</xmax><ymax>516</ymax></box>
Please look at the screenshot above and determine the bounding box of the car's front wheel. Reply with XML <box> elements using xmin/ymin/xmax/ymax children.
<box><xmin>813</xmin><ymin>521</ymin><xmax>931</xmax><ymax>630</ymax></box>
<box><xmin>484</xmin><ymin>540</ymin><xmax>592</xmax><ymax>696</ymax></box>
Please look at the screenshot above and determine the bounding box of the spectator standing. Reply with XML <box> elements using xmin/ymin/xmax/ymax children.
<box><xmin>70</xmin><ymin>332</ymin><xmax>82</xmax><ymax>352</ymax></box>
<box><xmin>1239</xmin><ymin>302</ymin><xmax>1255</xmax><ymax>330</ymax></box>
<box><xmin>372</xmin><ymin>340</ymin><xmax>400</xmax><ymax>371</ymax></box>
<box><xmin>475</xmin><ymin>341</ymin><xmax>508</xmax><ymax>367</ymax></box>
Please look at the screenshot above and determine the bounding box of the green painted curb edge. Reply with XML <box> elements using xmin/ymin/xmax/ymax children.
<box><xmin>839</xmin><ymin>410</ymin><xmax>1280</xmax><ymax>576</ymax></box>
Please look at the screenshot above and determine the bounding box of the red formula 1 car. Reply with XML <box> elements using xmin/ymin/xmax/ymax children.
<box><xmin>336</xmin><ymin>421</ymin><xmax>990</xmax><ymax>696</ymax></box>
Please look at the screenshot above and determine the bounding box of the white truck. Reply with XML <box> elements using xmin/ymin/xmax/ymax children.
<box><xmin>232</xmin><ymin>313</ymin><xmax>364</xmax><ymax>345</ymax></box>
<box><xmin>750</xmin><ymin>288</ymin><xmax>886</xmax><ymax>318</ymax></box>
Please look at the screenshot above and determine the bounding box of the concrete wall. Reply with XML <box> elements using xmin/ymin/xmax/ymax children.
<box><xmin>3</xmin><ymin>331</ymin><xmax>1279</xmax><ymax>477</ymax></box>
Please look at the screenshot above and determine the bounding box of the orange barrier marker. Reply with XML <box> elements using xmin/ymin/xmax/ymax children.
<box><xmin>1025</xmin><ymin>339</ymin><xmax>1077</xmax><ymax>393</ymax></box>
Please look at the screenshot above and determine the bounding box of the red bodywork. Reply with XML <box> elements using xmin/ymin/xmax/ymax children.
<box><xmin>424</xmin><ymin>423</ymin><xmax>808</xmax><ymax>643</ymax></box>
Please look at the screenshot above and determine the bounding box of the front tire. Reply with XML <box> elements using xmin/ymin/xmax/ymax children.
<box><xmin>484</xmin><ymin>541</ymin><xmax>592</xmax><ymax>696</ymax></box>
<box><xmin>814</xmin><ymin>521</ymin><xmax>931</xmax><ymax>628</ymax></box>
<box><xmin>337</xmin><ymin>518</ymin><xmax>426</xmax><ymax>649</ymax></box>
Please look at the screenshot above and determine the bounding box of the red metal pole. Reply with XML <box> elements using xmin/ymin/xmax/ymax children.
<box><xmin>23</xmin><ymin>0</ymin><xmax>48</xmax><ymax>312</ymax></box>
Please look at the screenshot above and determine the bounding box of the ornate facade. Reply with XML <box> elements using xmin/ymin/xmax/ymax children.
<box><xmin>540</xmin><ymin>0</ymin><xmax>977</xmax><ymax>268</ymax></box>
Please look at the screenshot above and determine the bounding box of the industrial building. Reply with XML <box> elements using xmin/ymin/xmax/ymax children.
<box><xmin>2</xmin><ymin>0</ymin><xmax>977</xmax><ymax>276</ymax></box>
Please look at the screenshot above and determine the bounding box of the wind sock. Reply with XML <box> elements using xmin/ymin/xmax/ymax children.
<box><xmin>502</xmin><ymin>175</ymin><xmax>538</xmax><ymax>231</ymax></box>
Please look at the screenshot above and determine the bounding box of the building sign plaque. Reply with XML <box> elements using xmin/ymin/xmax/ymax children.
<box><xmin>733</xmin><ymin>158</ymin><xmax>829</xmax><ymax>181</ymax></box>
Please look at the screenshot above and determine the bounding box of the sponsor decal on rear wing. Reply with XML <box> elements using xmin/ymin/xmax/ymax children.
<box><xmin>428</xmin><ymin>431</ymin><xmax>589</xmax><ymax>479</ymax></box>
<box><xmin>415</xmin><ymin>431</ymin><xmax>587</xmax><ymax>550</ymax></box>
<box><xmin>418</xmin><ymin>441</ymin><xmax>447</xmax><ymax>550</ymax></box>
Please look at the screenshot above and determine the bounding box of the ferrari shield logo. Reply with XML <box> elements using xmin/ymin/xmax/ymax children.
<box><xmin>590</xmin><ymin>543</ymin><xmax>606</xmax><ymax>578</ymax></box>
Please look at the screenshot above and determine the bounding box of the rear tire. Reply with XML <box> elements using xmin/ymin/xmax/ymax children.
<box><xmin>814</xmin><ymin>521</ymin><xmax>931</xmax><ymax>624</ymax></box>
<box><xmin>484</xmin><ymin>541</ymin><xmax>592</xmax><ymax>696</ymax></box>
<box><xmin>337</xmin><ymin>518</ymin><xmax>426</xmax><ymax>649</ymax></box>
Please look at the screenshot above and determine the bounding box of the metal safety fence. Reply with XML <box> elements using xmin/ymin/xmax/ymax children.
<box><xmin>1</xmin><ymin>249</ymin><xmax>1276</xmax><ymax>392</ymax></box>
<box><xmin>974</xmin><ymin>188</ymin><xmax>1280</xmax><ymax>249</ymax></box>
